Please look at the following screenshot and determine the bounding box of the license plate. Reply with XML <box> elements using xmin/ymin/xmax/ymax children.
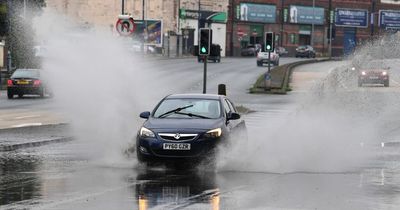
<box><xmin>369</xmin><ymin>76</ymin><xmax>379</xmax><ymax>79</ymax></box>
<box><xmin>17</xmin><ymin>80</ymin><xmax>29</xmax><ymax>85</ymax></box>
<box><xmin>163</xmin><ymin>143</ymin><xmax>191</xmax><ymax>150</ymax></box>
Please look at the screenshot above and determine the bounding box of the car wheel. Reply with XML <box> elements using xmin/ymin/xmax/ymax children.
<box><xmin>257</xmin><ymin>61</ymin><xmax>262</xmax><ymax>67</ymax></box>
<box><xmin>40</xmin><ymin>88</ymin><xmax>46</xmax><ymax>98</ymax></box>
<box><xmin>18</xmin><ymin>94</ymin><xmax>23</xmax><ymax>98</ymax></box>
<box><xmin>275</xmin><ymin>60</ymin><xmax>279</xmax><ymax>66</ymax></box>
<box><xmin>7</xmin><ymin>92</ymin><xmax>13</xmax><ymax>99</ymax></box>
<box><xmin>358</xmin><ymin>80</ymin><xmax>363</xmax><ymax>87</ymax></box>
<box><xmin>384</xmin><ymin>80</ymin><xmax>389</xmax><ymax>87</ymax></box>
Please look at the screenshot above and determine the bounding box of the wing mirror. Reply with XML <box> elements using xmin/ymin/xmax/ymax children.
<box><xmin>227</xmin><ymin>112</ymin><xmax>241</xmax><ymax>121</ymax></box>
<box><xmin>139</xmin><ymin>111</ymin><xmax>151</xmax><ymax>119</ymax></box>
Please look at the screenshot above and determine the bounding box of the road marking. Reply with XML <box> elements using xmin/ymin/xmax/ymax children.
<box><xmin>11</xmin><ymin>123</ymin><xmax>43</xmax><ymax>128</ymax></box>
<box><xmin>14</xmin><ymin>115</ymin><xmax>41</xmax><ymax>120</ymax></box>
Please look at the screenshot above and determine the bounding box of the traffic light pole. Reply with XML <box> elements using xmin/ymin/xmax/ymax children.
<box><xmin>203</xmin><ymin>56</ymin><xmax>207</xmax><ymax>94</ymax></box>
<box><xmin>268</xmin><ymin>51</ymin><xmax>271</xmax><ymax>73</ymax></box>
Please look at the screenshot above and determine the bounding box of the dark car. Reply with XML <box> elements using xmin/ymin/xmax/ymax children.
<box><xmin>136</xmin><ymin>94</ymin><xmax>247</xmax><ymax>168</ymax></box>
<box><xmin>352</xmin><ymin>60</ymin><xmax>390</xmax><ymax>87</ymax></box>
<box><xmin>295</xmin><ymin>45</ymin><xmax>316</xmax><ymax>58</ymax></box>
<box><xmin>240</xmin><ymin>44</ymin><xmax>261</xmax><ymax>56</ymax></box>
<box><xmin>196</xmin><ymin>44</ymin><xmax>222</xmax><ymax>63</ymax></box>
<box><xmin>7</xmin><ymin>69</ymin><xmax>51</xmax><ymax>99</ymax></box>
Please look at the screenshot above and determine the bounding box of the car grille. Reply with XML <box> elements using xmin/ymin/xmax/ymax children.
<box><xmin>158</xmin><ymin>133</ymin><xmax>198</xmax><ymax>141</ymax></box>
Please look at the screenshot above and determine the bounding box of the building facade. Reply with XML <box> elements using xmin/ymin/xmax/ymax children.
<box><xmin>45</xmin><ymin>0</ymin><xmax>228</xmax><ymax>55</ymax></box>
<box><xmin>226</xmin><ymin>0</ymin><xmax>400</xmax><ymax>57</ymax></box>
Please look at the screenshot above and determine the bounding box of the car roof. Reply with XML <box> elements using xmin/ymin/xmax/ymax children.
<box><xmin>166</xmin><ymin>94</ymin><xmax>224</xmax><ymax>100</ymax></box>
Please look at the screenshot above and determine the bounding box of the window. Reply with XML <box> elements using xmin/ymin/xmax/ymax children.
<box><xmin>153</xmin><ymin>98</ymin><xmax>221</xmax><ymax>119</ymax></box>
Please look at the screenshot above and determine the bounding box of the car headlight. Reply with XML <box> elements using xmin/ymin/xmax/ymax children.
<box><xmin>139</xmin><ymin>127</ymin><xmax>155</xmax><ymax>138</ymax></box>
<box><xmin>361</xmin><ymin>71</ymin><xmax>366</xmax><ymax>76</ymax></box>
<box><xmin>204</xmin><ymin>128</ymin><xmax>222</xmax><ymax>138</ymax></box>
<box><xmin>382</xmin><ymin>71</ymin><xmax>387</xmax><ymax>76</ymax></box>
<box><xmin>351</xmin><ymin>67</ymin><xmax>356</xmax><ymax>71</ymax></box>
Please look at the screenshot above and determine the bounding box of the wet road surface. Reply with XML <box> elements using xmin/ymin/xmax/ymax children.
<box><xmin>2</xmin><ymin>59</ymin><xmax>400</xmax><ymax>209</ymax></box>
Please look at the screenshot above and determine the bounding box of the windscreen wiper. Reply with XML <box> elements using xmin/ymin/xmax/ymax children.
<box><xmin>174</xmin><ymin>112</ymin><xmax>210</xmax><ymax>119</ymax></box>
<box><xmin>159</xmin><ymin>105</ymin><xmax>194</xmax><ymax>118</ymax></box>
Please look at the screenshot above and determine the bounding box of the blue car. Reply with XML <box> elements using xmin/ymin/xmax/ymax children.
<box><xmin>136</xmin><ymin>94</ymin><xmax>247</xmax><ymax>167</ymax></box>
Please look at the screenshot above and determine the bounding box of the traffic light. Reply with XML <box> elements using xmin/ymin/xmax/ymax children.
<box><xmin>264</xmin><ymin>32</ymin><xmax>275</xmax><ymax>52</ymax></box>
<box><xmin>199</xmin><ymin>28</ymin><xmax>212</xmax><ymax>56</ymax></box>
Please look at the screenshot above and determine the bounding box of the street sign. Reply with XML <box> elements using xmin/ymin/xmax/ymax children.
<box><xmin>379</xmin><ymin>10</ymin><xmax>400</xmax><ymax>29</ymax></box>
<box><xmin>116</xmin><ymin>15</ymin><xmax>136</xmax><ymax>36</ymax></box>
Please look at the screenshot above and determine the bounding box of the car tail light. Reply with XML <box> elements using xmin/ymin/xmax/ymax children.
<box><xmin>33</xmin><ymin>80</ymin><xmax>41</xmax><ymax>86</ymax></box>
<box><xmin>7</xmin><ymin>79</ymin><xmax>13</xmax><ymax>87</ymax></box>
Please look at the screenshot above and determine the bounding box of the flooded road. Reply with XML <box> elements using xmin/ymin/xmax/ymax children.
<box><xmin>2</xmin><ymin>60</ymin><xmax>400</xmax><ymax>209</ymax></box>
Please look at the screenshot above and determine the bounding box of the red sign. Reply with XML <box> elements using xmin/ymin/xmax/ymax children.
<box><xmin>116</xmin><ymin>18</ymin><xmax>136</xmax><ymax>36</ymax></box>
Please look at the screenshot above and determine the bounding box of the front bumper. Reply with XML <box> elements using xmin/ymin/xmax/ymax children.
<box><xmin>359</xmin><ymin>75</ymin><xmax>389</xmax><ymax>84</ymax></box>
<box><xmin>8</xmin><ymin>86</ymin><xmax>43</xmax><ymax>95</ymax></box>
<box><xmin>136</xmin><ymin>135</ymin><xmax>220</xmax><ymax>163</ymax></box>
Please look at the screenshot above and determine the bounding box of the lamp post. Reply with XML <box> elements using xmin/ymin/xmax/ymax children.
<box><xmin>280</xmin><ymin>0</ymin><xmax>284</xmax><ymax>47</ymax></box>
<box><xmin>311</xmin><ymin>0</ymin><xmax>315</xmax><ymax>46</ymax></box>
<box><xmin>371</xmin><ymin>0</ymin><xmax>376</xmax><ymax>37</ymax></box>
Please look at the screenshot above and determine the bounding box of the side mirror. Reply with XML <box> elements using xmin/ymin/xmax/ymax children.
<box><xmin>139</xmin><ymin>111</ymin><xmax>151</xmax><ymax>119</ymax></box>
<box><xmin>227</xmin><ymin>112</ymin><xmax>240</xmax><ymax>121</ymax></box>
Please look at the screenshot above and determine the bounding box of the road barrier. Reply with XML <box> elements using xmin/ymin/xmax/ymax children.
<box><xmin>250</xmin><ymin>58</ymin><xmax>332</xmax><ymax>94</ymax></box>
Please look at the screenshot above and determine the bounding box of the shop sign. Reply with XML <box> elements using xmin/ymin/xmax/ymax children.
<box><xmin>379</xmin><ymin>10</ymin><xmax>400</xmax><ymax>29</ymax></box>
<box><xmin>180</xmin><ymin>9</ymin><xmax>227</xmax><ymax>23</ymax></box>
<box><xmin>335</xmin><ymin>8</ymin><xmax>368</xmax><ymax>28</ymax></box>
<box><xmin>289</xmin><ymin>5</ymin><xmax>324</xmax><ymax>25</ymax></box>
<box><xmin>239</xmin><ymin>3</ymin><xmax>276</xmax><ymax>23</ymax></box>
<box><xmin>381</xmin><ymin>0</ymin><xmax>400</xmax><ymax>4</ymax></box>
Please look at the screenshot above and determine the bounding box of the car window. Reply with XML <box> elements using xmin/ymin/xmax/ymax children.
<box><xmin>11</xmin><ymin>69</ymin><xmax>40</xmax><ymax>79</ymax></box>
<box><xmin>226</xmin><ymin>99</ymin><xmax>237</xmax><ymax>113</ymax></box>
<box><xmin>223</xmin><ymin>99</ymin><xmax>233</xmax><ymax>115</ymax></box>
<box><xmin>153</xmin><ymin>98</ymin><xmax>221</xmax><ymax>119</ymax></box>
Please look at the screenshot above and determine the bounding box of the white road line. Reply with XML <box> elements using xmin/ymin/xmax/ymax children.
<box><xmin>14</xmin><ymin>115</ymin><xmax>41</xmax><ymax>120</ymax></box>
<box><xmin>11</xmin><ymin>123</ymin><xmax>43</xmax><ymax>128</ymax></box>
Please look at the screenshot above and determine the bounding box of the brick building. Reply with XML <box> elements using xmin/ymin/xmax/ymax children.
<box><xmin>226</xmin><ymin>0</ymin><xmax>400</xmax><ymax>57</ymax></box>
<box><xmin>45</xmin><ymin>0</ymin><xmax>228</xmax><ymax>55</ymax></box>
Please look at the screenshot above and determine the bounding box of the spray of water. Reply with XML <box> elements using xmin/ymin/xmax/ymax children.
<box><xmin>218</xmin><ymin>34</ymin><xmax>400</xmax><ymax>173</ymax></box>
<box><xmin>33</xmin><ymin>9</ymin><xmax>400</xmax><ymax>173</ymax></box>
<box><xmin>33</xmin><ymin>10</ymin><xmax>162</xmax><ymax>167</ymax></box>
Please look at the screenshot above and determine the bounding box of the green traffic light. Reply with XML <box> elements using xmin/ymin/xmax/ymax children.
<box><xmin>266</xmin><ymin>45</ymin><xmax>271</xmax><ymax>50</ymax></box>
<box><xmin>201</xmin><ymin>47</ymin><xmax>207</xmax><ymax>53</ymax></box>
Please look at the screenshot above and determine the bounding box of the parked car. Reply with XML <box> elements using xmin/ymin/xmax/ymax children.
<box><xmin>241</xmin><ymin>44</ymin><xmax>261</xmax><ymax>56</ymax></box>
<box><xmin>256</xmin><ymin>50</ymin><xmax>280</xmax><ymax>66</ymax></box>
<box><xmin>295</xmin><ymin>45</ymin><xmax>316</xmax><ymax>58</ymax></box>
<box><xmin>136</xmin><ymin>93</ymin><xmax>247</xmax><ymax>168</ymax></box>
<box><xmin>7</xmin><ymin>69</ymin><xmax>51</xmax><ymax>99</ymax></box>
<box><xmin>276</xmin><ymin>47</ymin><xmax>288</xmax><ymax>56</ymax></box>
<box><xmin>352</xmin><ymin>60</ymin><xmax>390</xmax><ymax>87</ymax></box>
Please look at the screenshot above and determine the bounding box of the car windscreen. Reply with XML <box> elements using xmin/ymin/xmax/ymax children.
<box><xmin>153</xmin><ymin>98</ymin><xmax>221</xmax><ymax>119</ymax></box>
<box><xmin>359</xmin><ymin>61</ymin><xmax>389</xmax><ymax>69</ymax></box>
<box><xmin>11</xmin><ymin>69</ymin><xmax>40</xmax><ymax>79</ymax></box>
